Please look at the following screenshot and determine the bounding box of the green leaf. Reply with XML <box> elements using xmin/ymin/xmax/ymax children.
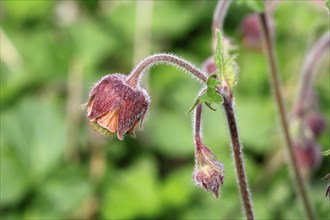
<box><xmin>205</xmin><ymin>102</ymin><xmax>217</xmax><ymax>111</ymax></box>
<box><xmin>214</xmin><ymin>30</ymin><xmax>224</xmax><ymax>74</ymax></box>
<box><xmin>321</xmin><ymin>149</ymin><xmax>330</xmax><ymax>156</ymax></box>
<box><xmin>187</xmin><ymin>75</ymin><xmax>221</xmax><ymax>113</ymax></box>
<box><xmin>187</xmin><ymin>87</ymin><xmax>222</xmax><ymax>113</ymax></box>
<box><xmin>246</xmin><ymin>0</ymin><xmax>265</xmax><ymax>12</ymax></box>
<box><xmin>207</xmin><ymin>75</ymin><xmax>220</xmax><ymax>87</ymax></box>
<box><xmin>187</xmin><ymin>98</ymin><xmax>200</xmax><ymax>114</ymax></box>
<box><xmin>203</xmin><ymin>87</ymin><xmax>222</xmax><ymax>103</ymax></box>
<box><xmin>223</xmin><ymin>54</ymin><xmax>238</xmax><ymax>90</ymax></box>
<box><xmin>213</xmin><ymin>29</ymin><xmax>239</xmax><ymax>91</ymax></box>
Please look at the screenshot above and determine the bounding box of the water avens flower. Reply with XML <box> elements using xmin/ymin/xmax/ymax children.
<box><xmin>86</xmin><ymin>73</ymin><xmax>150</xmax><ymax>140</ymax></box>
<box><xmin>193</xmin><ymin>103</ymin><xmax>224</xmax><ymax>198</ymax></box>
<box><xmin>193</xmin><ymin>144</ymin><xmax>224</xmax><ymax>198</ymax></box>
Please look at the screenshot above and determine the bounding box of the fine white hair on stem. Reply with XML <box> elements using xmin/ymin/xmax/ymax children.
<box><xmin>212</xmin><ymin>0</ymin><xmax>231</xmax><ymax>32</ymax></box>
<box><xmin>193</xmin><ymin>103</ymin><xmax>203</xmax><ymax>147</ymax></box>
<box><xmin>126</xmin><ymin>53</ymin><xmax>208</xmax><ymax>88</ymax></box>
<box><xmin>212</xmin><ymin>0</ymin><xmax>232</xmax><ymax>52</ymax></box>
<box><xmin>192</xmin><ymin>89</ymin><xmax>208</xmax><ymax>147</ymax></box>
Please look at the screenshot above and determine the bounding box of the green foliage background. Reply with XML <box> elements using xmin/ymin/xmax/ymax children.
<box><xmin>1</xmin><ymin>1</ymin><xmax>329</xmax><ymax>219</ymax></box>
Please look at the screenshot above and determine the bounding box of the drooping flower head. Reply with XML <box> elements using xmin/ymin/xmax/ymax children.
<box><xmin>193</xmin><ymin>144</ymin><xmax>224</xmax><ymax>198</ymax></box>
<box><xmin>86</xmin><ymin>73</ymin><xmax>150</xmax><ymax>140</ymax></box>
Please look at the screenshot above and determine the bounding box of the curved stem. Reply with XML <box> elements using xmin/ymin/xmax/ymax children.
<box><xmin>294</xmin><ymin>31</ymin><xmax>330</xmax><ymax>115</ymax></box>
<box><xmin>127</xmin><ymin>53</ymin><xmax>208</xmax><ymax>88</ymax></box>
<box><xmin>194</xmin><ymin>103</ymin><xmax>203</xmax><ymax>149</ymax></box>
<box><xmin>193</xmin><ymin>103</ymin><xmax>212</xmax><ymax>161</ymax></box>
<box><xmin>212</xmin><ymin>0</ymin><xmax>231</xmax><ymax>52</ymax></box>
<box><xmin>222</xmin><ymin>96</ymin><xmax>255</xmax><ymax>220</ymax></box>
<box><xmin>259</xmin><ymin>12</ymin><xmax>316</xmax><ymax>220</ymax></box>
<box><xmin>212</xmin><ymin>0</ymin><xmax>231</xmax><ymax>33</ymax></box>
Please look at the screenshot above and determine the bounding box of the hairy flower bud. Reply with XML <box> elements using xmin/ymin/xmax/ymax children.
<box><xmin>86</xmin><ymin>73</ymin><xmax>150</xmax><ymax>140</ymax></box>
<box><xmin>193</xmin><ymin>145</ymin><xmax>224</xmax><ymax>198</ymax></box>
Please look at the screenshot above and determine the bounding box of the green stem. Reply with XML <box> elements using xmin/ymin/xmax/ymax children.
<box><xmin>259</xmin><ymin>12</ymin><xmax>316</xmax><ymax>220</ymax></box>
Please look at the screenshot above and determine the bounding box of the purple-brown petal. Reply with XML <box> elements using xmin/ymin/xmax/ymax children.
<box><xmin>88</xmin><ymin>74</ymin><xmax>125</xmax><ymax>120</ymax></box>
<box><xmin>86</xmin><ymin>73</ymin><xmax>150</xmax><ymax>140</ymax></box>
<box><xmin>117</xmin><ymin>86</ymin><xmax>150</xmax><ymax>139</ymax></box>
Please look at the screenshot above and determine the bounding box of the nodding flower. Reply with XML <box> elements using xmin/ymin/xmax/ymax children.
<box><xmin>86</xmin><ymin>73</ymin><xmax>150</xmax><ymax>140</ymax></box>
<box><xmin>193</xmin><ymin>143</ymin><xmax>224</xmax><ymax>198</ymax></box>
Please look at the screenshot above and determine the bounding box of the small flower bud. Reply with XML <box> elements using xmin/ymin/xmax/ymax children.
<box><xmin>241</xmin><ymin>13</ymin><xmax>274</xmax><ymax>51</ymax></box>
<box><xmin>202</xmin><ymin>56</ymin><xmax>217</xmax><ymax>75</ymax></box>
<box><xmin>86</xmin><ymin>73</ymin><xmax>150</xmax><ymax>140</ymax></box>
<box><xmin>193</xmin><ymin>145</ymin><xmax>224</xmax><ymax>198</ymax></box>
<box><xmin>305</xmin><ymin>111</ymin><xmax>326</xmax><ymax>138</ymax></box>
<box><xmin>293</xmin><ymin>141</ymin><xmax>322</xmax><ymax>177</ymax></box>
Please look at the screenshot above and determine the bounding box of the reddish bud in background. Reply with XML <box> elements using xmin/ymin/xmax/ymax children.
<box><xmin>193</xmin><ymin>144</ymin><xmax>224</xmax><ymax>198</ymax></box>
<box><xmin>241</xmin><ymin>13</ymin><xmax>274</xmax><ymax>51</ymax></box>
<box><xmin>293</xmin><ymin>141</ymin><xmax>322</xmax><ymax>178</ymax></box>
<box><xmin>86</xmin><ymin>74</ymin><xmax>150</xmax><ymax>140</ymax></box>
<box><xmin>305</xmin><ymin>111</ymin><xmax>326</xmax><ymax>138</ymax></box>
<box><xmin>202</xmin><ymin>56</ymin><xmax>217</xmax><ymax>75</ymax></box>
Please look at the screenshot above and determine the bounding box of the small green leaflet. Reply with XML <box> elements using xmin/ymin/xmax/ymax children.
<box><xmin>187</xmin><ymin>75</ymin><xmax>222</xmax><ymax>113</ymax></box>
<box><xmin>206</xmin><ymin>74</ymin><xmax>220</xmax><ymax>87</ymax></box>
<box><xmin>199</xmin><ymin>87</ymin><xmax>222</xmax><ymax>104</ymax></box>
<box><xmin>321</xmin><ymin>149</ymin><xmax>330</xmax><ymax>156</ymax></box>
<box><xmin>223</xmin><ymin>53</ymin><xmax>238</xmax><ymax>90</ymax></box>
<box><xmin>215</xmin><ymin>30</ymin><xmax>224</xmax><ymax>74</ymax></box>
<box><xmin>214</xmin><ymin>29</ymin><xmax>238</xmax><ymax>91</ymax></box>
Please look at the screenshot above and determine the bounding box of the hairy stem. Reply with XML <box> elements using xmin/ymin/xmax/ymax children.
<box><xmin>294</xmin><ymin>31</ymin><xmax>330</xmax><ymax>115</ymax></box>
<box><xmin>212</xmin><ymin>0</ymin><xmax>231</xmax><ymax>34</ymax></box>
<box><xmin>212</xmin><ymin>0</ymin><xmax>231</xmax><ymax>52</ymax></box>
<box><xmin>127</xmin><ymin>53</ymin><xmax>208</xmax><ymax>88</ymax></box>
<box><xmin>194</xmin><ymin>103</ymin><xmax>203</xmax><ymax>149</ymax></box>
<box><xmin>259</xmin><ymin>13</ymin><xmax>316</xmax><ymax>220</ymax></box>
<box><xmin>222</xmin><ymin>96</ymin><xmax>255</xmax><ymax>220</ymax></box>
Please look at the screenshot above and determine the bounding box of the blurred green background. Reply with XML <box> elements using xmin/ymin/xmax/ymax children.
<box><xmin>1</xmin><ymin>1</ymin><xmax>329</xmax><ymax>219</ymax></box>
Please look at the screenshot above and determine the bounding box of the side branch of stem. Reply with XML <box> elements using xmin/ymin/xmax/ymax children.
<box><xmin>294</xmin><ymin>31</ymin><xmax>330</xmax><ymax>115</ymax></box>
<box><xmin>259</xmin><ymin>12</ymin><xmax>316</xmax><ymax>220</ymax></box>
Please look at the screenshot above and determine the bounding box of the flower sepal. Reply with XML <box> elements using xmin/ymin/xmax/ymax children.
<box><xmin>193</xmin><ymin>144</ymin><xmax>224</xmax><ymax>198</ymax></box>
